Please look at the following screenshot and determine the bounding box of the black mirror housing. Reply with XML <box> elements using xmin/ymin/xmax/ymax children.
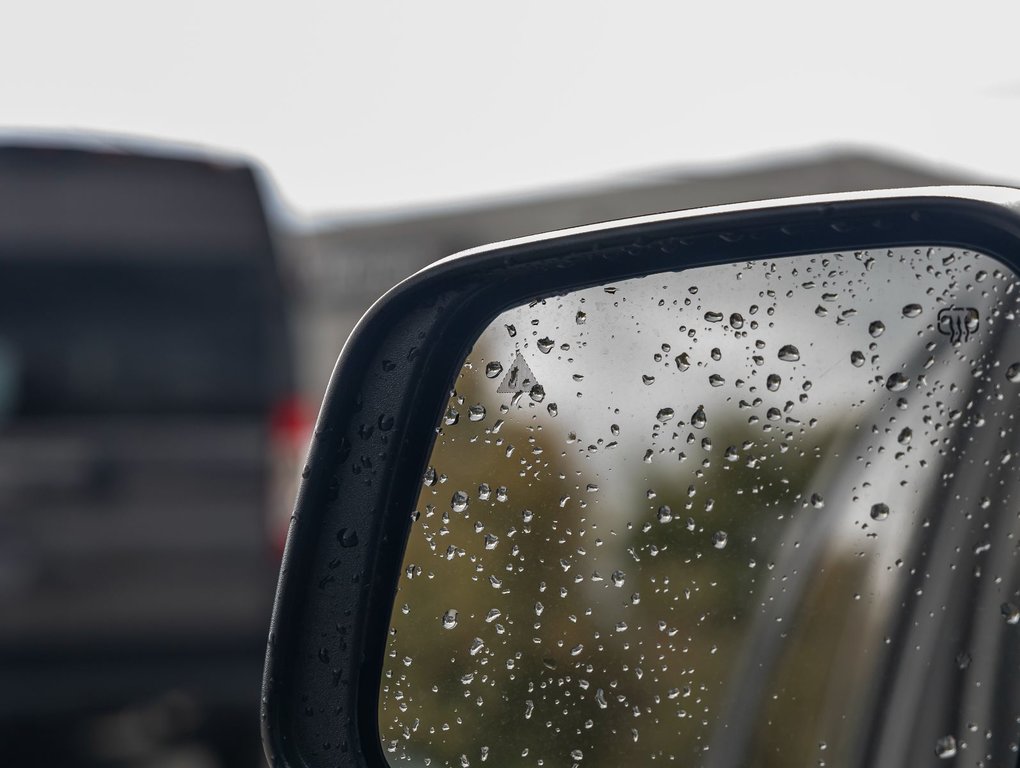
<box><xmin>262</xmin><ymin>187</ymin><xmax>1020</xmax><ymax>768</ymax></box>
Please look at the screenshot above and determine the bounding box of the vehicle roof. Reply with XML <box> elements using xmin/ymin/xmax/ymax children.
<box><xmin>0</xmin><ymin>134</ymin><xmax>272</xmax><ymax>258</ymax></box>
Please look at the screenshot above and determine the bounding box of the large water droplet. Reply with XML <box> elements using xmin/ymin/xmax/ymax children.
<box><xmin>709</xmin><ymin>373</ymin><xmax>725</xmax><ymax>387</ymax></box>
<box><xmin>870</xmin><ymin>503</ymin><xmax>890</xmax><ymax>521</ymax></box>
<box><xmin>691</xmin><ymin>406</ymin><xmax>707</xmax><ymax>429</ymax></box>
<box><xmin>869</xmin><ymin>320</ymin><xmax>886</xmax><ymax>338</ymax></box>
<box><xmin>656</xmin><ymin>408</ymin><xmax>675</xmax><ymax>423</ymax></box>
<box><xmin>766</xmin><ymin>373</ymin><xmax>781</xmax><ymax>392</ymax></box>
<box><xmin>851</xmin><ymin>350</ymin><xmax>865</xmax><ymax>367</ymax></box>
<box><xmin>704</xmin><ymin>311</ymin><xmax>723</xmax><ymax>323</ymax></box>
<box><xmin>1007</xmin><ymin>363</ymin><xmax>1020</xmax><ymax>383</ymax></box>
<box><xmin>712</xmin><ymin>530</ymin><xmax>728</xmax><ymax>549</ymax></box>
<box><xmin>657</xmin><ymin>505</ymin><xmax>673</xmax><ymax>523</ymax></box>
<box><xmin>778</xmin><ymin>345</ymin><xmax>800</xmax><ymax>362</ymax></box>
<box><xmin>902</xmin><ymin>303</ymin><xmax>923</xmax><ymax>318</ymax></box>
<box><xmin>468</xmin><ymin>404</ymin><xmax>486</xmax><ymax>422</ymax></box>
<box><xmin>729</xmin><ymin>312</ymin><xmax>744</xmax><ymax>329</ymax></box>
<box><xmin>611</xmin><ymin>570</ymin><xmax>625</xmax><ymax>587</ymax></box>
<box><xmin>452</xmin><ymin>491</ymin><xmax>469</xmax><ymax>513</ymax></box>
<box><xmin>537</xmin><ymin>337</ymin><xmax>554</xmax><ymax>354</ymax></box>
<box><xmin>485</xmin><ymin>361</ymin><xmax>503</xmax><ymax>378</ymax></box>
<box><xmin>441</xmin><ymin>608</ymin><xmax>459</xmax><ymax>629</ymax></box>
<box><xmin>886</xmin><ymin>373</ymin><xmax>909</xmax><ymax>392</ymax></box>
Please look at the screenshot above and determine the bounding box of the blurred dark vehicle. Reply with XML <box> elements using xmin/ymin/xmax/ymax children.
<box><xmin>0</xmin><ymin>141</ymin><xmax>303</xmax><ymax>764</ymax></box>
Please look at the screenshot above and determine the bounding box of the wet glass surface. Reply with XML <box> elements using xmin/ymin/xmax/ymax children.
<box><xmin>381</xmin><ymin>247</ymin><xmax>1020</xmax><ymax>767</ymax></box>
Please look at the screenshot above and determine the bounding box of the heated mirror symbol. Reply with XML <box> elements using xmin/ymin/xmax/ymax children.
<box><xmin>937</xmin><ymin>306</ymin><xmax>979</xmax><ymax>343</ymax></box>
<box><xmin>496</xmin><ymin>352</ymin><xmax>540</xmax><ymax>395</ymax></box>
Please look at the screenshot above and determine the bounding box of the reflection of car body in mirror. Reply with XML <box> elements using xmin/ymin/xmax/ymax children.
<box><xmin>0</xmin><ymin>140</ymin><xmax>305</xmax><ymax>760</ymax></box>
<box><xmin>264</xmin><ymin>188</ymin><xmax>1020</xmax><ymax>768</ymax></box>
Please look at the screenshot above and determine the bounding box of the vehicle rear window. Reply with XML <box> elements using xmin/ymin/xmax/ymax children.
<box><xmin>0</xmin><ymin>256</ymin><xmax>289</xmax><ymax>417</ymax></box>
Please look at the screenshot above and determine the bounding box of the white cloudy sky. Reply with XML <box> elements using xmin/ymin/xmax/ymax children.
<box><xmin>4</xmin><ymin>1</ymin><xmax>1020</xmax><ymax>215</ymax></box>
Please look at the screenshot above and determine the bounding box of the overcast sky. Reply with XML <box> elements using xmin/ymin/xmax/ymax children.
<box><xmin>4</xmin><ymin>2</ymin><xmax>1020</xmax><ymax>216</ymax></box>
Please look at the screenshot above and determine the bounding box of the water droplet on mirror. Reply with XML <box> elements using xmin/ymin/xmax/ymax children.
<box><xmin>657</xmin><ymin>505</ymin><xmax>673</xmax><ymax>523</ymax></box>
<box><xmin>766</xmin><ymin>373</ymin><xmax>781</xmax><ymax>391</ymax></box>
<box><xmin>642</xmin><ymin>374</ymin><xmax>655</xmax><ymax>385</ymax></box>
<box><xmin>810</xmin><ymin>493</ymin><xmax>824</xmax><ymax>508</ymax></box>
<box><xmin>575</xmin><ymin>311</ymin><xmax>587</xmax><ymax>325</ymax></box>
<box><xmin>441</xmin><ymin>608</ymin><xmax>459</xmax><ymax>629</ymax></box>
<box><xmin>485</xmin><ymin>362</ymin><xmax>503</xmax><ymax>378</ymax></box>
<box><xmin>935</xmin><ymin>735</ymin><xmax>957</xmax><ymax>759</ymax></box>
<box><xmin>898</xmin><ymin>427</ymin><xmax>913</xmax><ymax>445</ymax></box>
<box><xmin>709</xmin><ymin>373</ymin><xmax>725</xmax><ymax>387</ymax></box>
<box><xmin>704</xmin><ymin>311</ymin><xmax>723</xmax><ymax>323</ymax></box>
<box><xmin>870</xmin><ymin>503</ymin><xmax>890</xmax><ymax>521</ymax></box>
<box><xmin>778</xmin><ymin>345</ymin><xmax>800</xmax><ymax>362</ymax></box>
<box><xmin>730</xmin><ymin>312</ymin><xmax>744</xmax><ymax>329</ymax></box>
<box><xmin>886</xmin><ymin>373</ymin><xmax>909</xmax><ymax>392</ymax></box>
<box><xmin>611</xmin><ymin>570</ymin><xmax>625</xmax><ymax>587</ymax></box>
<box><xmin>691</xmin><ymin>406</ymin><xmax>707</xmax><ymax>429</ymax></box>
<box><xmin>451</xmin><ymin>491</ymin><xmax>469</xmax><ymax>513</ymax></box>
<box><xmin>712</xmin><ymin>531</ymin><xmax>728</xmax><ymax>549</ymax></box>
<box><xmin>1007</xmin><ymin>363</ymin><xmax>1020</xmax><ymax>383</ymax></box>
<box><xmin>444</xmin><ymin>407</ymin><xmax>460</xmax><ymax>426</ymax></box>
<box><xmin>529</xmin><ymin>384</ymin><xmax>545</xmax><ymax>402</ymax></box>
<box><xmin>656</xmin><ymin>408</ymin><xmax>675</xmax><ymax>423</ymax></box>
<box><xmin>468</xmin><ymin>404</ymin><xmax>486</xmax><ymax>422</ymax></box>
<box><xmin>423</xmin><ymin>466</ymin><xmax>437</xmax><ymax>486</ymax></box>
<box><xmin>675</xmin><ymin>353</ymin><xmax>691</xmax><ymax>371</ymax></box>
<box><xmin>851</xmin><ymin>350</ymin><xmax>865</xmax><ymax>367</ymax></box>
<box><xmin>869</xmin><ymin>320</ymin><xmax>886</xmax><ymax>337</ymax></box>
<box><xmin>902</xmin><ymin>303</ymin><xmax>923</xmax><ymax>318</ymax></box>
<box><xmin>1002</xmin><ymin>602</ymin><xmax>1020</xmax><ymax>625</ymax></box>
<box><xmin>537</xmin><ymin>337</ymin><xmax>554</xmax><ymax>354</ymax></box>
<box><xmin>595</xmin><ymin>688</ymin><xmax>608</xmax><ymax>709</ymax></box>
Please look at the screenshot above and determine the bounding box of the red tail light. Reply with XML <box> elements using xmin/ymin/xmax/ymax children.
<box><xmin>269</xmin><ymin>397</ymin><xmax>314</xmax><ymax>559</ymax></box>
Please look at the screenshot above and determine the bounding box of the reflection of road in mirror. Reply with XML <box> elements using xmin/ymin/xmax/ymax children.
<box><xmin>380</xmin><ymin>247</ymin><xmax>1020</xmax><ymax>768</ymax></box>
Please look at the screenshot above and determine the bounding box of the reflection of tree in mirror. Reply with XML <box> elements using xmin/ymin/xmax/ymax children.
<box><xmin>381</xmin><ymin>247</ymin><xmax>1020</xmax><ymax>768</ymax></box>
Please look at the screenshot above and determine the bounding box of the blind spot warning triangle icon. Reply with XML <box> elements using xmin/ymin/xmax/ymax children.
<box><xmin>497</xmin><ymin>352</ymin><xmax>540</xmax><ymax>394</ymax></box>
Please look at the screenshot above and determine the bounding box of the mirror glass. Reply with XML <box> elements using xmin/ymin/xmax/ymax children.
<box><xmin>380</xmin><ymin>246</ymin><xmax>1020</xmax><ymax>767</ymax></box>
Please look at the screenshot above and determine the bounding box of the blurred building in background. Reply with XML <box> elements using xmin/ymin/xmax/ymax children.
<box><xmin>286</xmin><ymin>151</ymin><xmax>980</xmax><ymax>397</ymax></box>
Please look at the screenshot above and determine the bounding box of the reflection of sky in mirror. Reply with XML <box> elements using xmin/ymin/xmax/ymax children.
<box><xmin>382</xmin><ymin>247</ymin><xmax>1020</xmax><ymax>768</ymax></box>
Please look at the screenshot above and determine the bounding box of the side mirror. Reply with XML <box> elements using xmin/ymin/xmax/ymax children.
<box><xmin>263</xmin><ymin>188</ymin><xmax>1020</xmax><ymax>768</ymax></box>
